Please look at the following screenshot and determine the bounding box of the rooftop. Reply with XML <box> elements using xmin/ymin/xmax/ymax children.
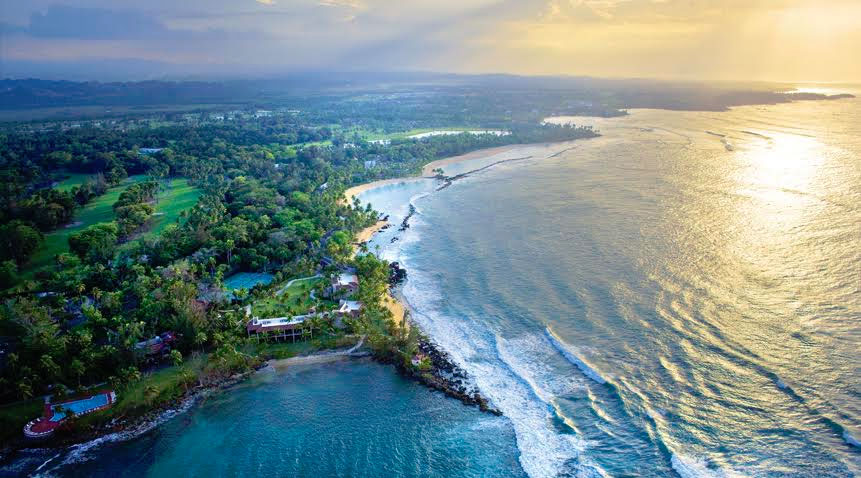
<box><xmin>334</xmin><ymin>272</ymin><xmax>359</xmax><ymax>287</ymax></box>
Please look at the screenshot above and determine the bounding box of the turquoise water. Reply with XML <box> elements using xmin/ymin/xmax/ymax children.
<box><xmin>50</xmin><ymin>394</ymin><xmax>110</xmax><ymax>422</ymax></box>
<box><xmin>6</xmin><ymin>96</ymin><xmax>860</xmax><ymax>477</ymax></box>
<box><xmin>10</xmin><ymin>360</ymin><xmax>522</xmax><ymax>478</ymax></box>
<box><xmin>224</xmin><ymin>272</ymin><xmax>275</xmax><ymax>291</ymax></box>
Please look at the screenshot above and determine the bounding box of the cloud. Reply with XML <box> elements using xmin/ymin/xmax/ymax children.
<box><xmin>11</xmin><ymin>5</ymin><xmax>168</xmax><ymax>40</ymax></box>
<box><xmin>1</xmin><ymin>0</ymin><xmax>859</xmax><ymax>81</ymax></box>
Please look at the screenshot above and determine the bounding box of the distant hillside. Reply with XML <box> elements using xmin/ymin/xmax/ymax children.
<box><xmin>0</xmin><ymin>74</ymin><xmax>854</xmax><ymax>118</ymax></box>
<box><xmin>0</xmin><ymin>79</ymin><xmax>248</xmax><ymax>110</ymax></box>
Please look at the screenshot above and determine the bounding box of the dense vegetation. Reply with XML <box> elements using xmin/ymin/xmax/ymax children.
<box><xmin>0</xmin><ymin>86</ymin><xmax>599</xmax><ymax>444</ymax></box>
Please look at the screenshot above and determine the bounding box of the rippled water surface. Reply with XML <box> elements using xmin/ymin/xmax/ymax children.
<box><xmin>8</xmin><ymin>96</ymin><xmax>859</xmax><ymax>478</ymax></box>
<box><xmin>364</xmin><ymin>97</ymin><xmax>861</xmax><ymax>477</ymax></box>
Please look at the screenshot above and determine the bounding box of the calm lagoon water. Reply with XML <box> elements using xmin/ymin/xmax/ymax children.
<box><xmin>10</xmin><ymin>360</ymin><xmax>522</xmax><ymax>478</ymax></box>
<box><xmin>7</xmin><ymin>94</ymin><xmax>860</xmax><ymax>478</ymax></box>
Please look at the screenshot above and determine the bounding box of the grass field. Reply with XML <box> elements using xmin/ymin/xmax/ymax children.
<box><xmin>24</xmin><ymin>175</ymin><xmax>147</xmax><ymax>273</ymax></box>
<box><xmin>24</xmin><ymin>176</ymin><xmax>201</xmax><ymax>274</ymax></box>
<box><xmin>353</xmin><ymin>126</ymin><xmax>483</xmax><ymax>142</ymax></box>
<box><xmin>146</xmin><ymin>178</ymin><xmax>202</xmax><ymax>236</ymax></box>
<box><xmin>252</xmin><ymin>276</ymin><xmax>325</xmax><ymax>317</ymax></box>
<box><xmin>54</xmin><ymin>172</ymin><xmax>95</xmax><ymax>192</ymax></box>
<box><xmin>0</xmin><ymin>398</ymin><xmax>44</xmax><ymax>444</ymax></box>
<box><xmin>248</xmin><ymin>334</ymin><xmax>358</xmax><ymax>360</ymax></box>
<box><xmin>110</xmin><ymin>354</ymin><xmax>208</xmax><ymax>417</ymax></box>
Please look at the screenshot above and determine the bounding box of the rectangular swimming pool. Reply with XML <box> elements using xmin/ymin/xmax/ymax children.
<box><xmin>50</xmin><ymin>393</ymin><xmax>110</xmax><ymax>421</ymax></box>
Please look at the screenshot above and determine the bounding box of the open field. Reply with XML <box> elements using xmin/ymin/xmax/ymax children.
<box><xmin>147</xmin><ymin>178</ymin><xmax>202</xmax><ymax>236</ymax></box>
<box><xmin>0</xmin><ymin>398</ymin><xmax>44</xmax><ymax>444</ymax></box>
<box><xmin>23</xmin><ymin>175</ymin><xmax>147</xmax><ymax>273</ymax></box>
<box><xmin>54</xmin><ymin>172</ymin><xmax>95</xmax><ymax>192</ymax></box>
<box><xmin>352</xmin><ymin>126</ymin><xmax>487</xmax><ymax>142</ymax></box>
<box><xmin>252</xmin><ymin>276</ymin><xmax>326</xmax><ymax>317</ymax></box>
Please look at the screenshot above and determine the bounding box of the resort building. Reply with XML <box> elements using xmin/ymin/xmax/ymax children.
<box><xmin>246</xmin><ymin>314</ymin><xmax>317</xmax><ymax>342</ymax></box>
<box><xmin>134</xmin><ymin>332</ymin><xmax>176</xmax><ymax>357</ymax></box>
<box><xmin>337</xmin><ymin>300</ymin><xmax>362</xmax><ymax>318</ymax></box>
<box><xmin>329</xmin><ymin>272</ymin><xmax>359</xmax><ymax>297</ymax></box>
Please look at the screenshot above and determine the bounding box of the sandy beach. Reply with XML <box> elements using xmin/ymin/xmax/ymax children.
<box><xmin>382</xmin><ymin>291</ymin><xmax>405</xmax><ymax>328</ymax></box>
<box><xmin>343</xmin><ymin>177</ymin><xmax>426</xmax><ymax>205</ymax></box>
<box><xmin>343</xmin><ymin>143</ymin><xmax>537</xmax><ymax>206</ymax></box>
<box><xmin>420</xmin><ymin>144</ymin><xmax>529</xmax><ymax>176</ymax></box>
<box><xmin>355</xmin><ymin>220</ymin><xmax>388</xmax><ymax>246</ymax></box>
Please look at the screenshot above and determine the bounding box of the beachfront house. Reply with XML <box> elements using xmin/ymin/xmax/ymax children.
<box><xmin>328</xmin><ymin>271</ymin><xmax>359</xmax><ymax>298</ymax></box>
<box><xmin>337</xmin><ymin>300</ymin><xmax>362</xmax><ymax>318</ymax></box>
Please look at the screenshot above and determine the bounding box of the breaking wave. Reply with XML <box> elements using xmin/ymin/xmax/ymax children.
<box><xmin>670</xmin><ymin>454</ymin><xmax>748</xmax><ymax>478</ymax></box>
<box><xmin>545</xmin><ymin>327</ymin><xmax>609</xmax><ymax>385</ymax></box>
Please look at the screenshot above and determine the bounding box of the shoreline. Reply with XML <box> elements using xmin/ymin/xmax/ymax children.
<box><xmin>343</xmin><ymin>141</ymin><xmax>557</xmax><ymax>204</ymax></box>
<box><xmin>341</xmin><ymin>140</ymin><xmax>587</xmax><ymax>414</ymax></box>
<box><xmin>5</xmin><ymin>140</ymin><xmax>569</xmax><ymax>461</ymax></box>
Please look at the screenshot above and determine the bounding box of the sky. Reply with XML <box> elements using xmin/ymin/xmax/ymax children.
<box><xmin>1</xmin><ymin>0</ymin><xmax>859</xmax><ymax>82</ymax></box>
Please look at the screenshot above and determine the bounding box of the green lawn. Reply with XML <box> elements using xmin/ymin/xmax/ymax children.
<box><xmin>25</xmin><ymin>177</ymin><xmax>202</xmax><ymax>273</ymax></box>
<box><xmin>252</xmin><ymin>276</ymin><xmax>327</xmax><ymax>318</ymax></box>
<box><xmin>24</xmin><ymin>175</ymin><xmax>147</xmax><ymax>273</ymax></box>
<box><xmin>111</xmin><ymin>354</ymin><xmax>207</xmax><ymax>417</ymax></box>
<box><xmin>146</xmin><ymin>178</ymin><xmax>202</xmax><ymax>236</ymax></box>
<box><xmin>249</xmin><ymin>334</ymin><xmax>357</xmax><ymax>360</ymax></box>
<box><xmin>54</xmin><ymin>172</ymin><xmax>95</xmax><ymax>192</ymax></box>
<box><xmin>0</xmin><ymin>398</ymin><xmax>44</xmax><ymax>444</ymax></box>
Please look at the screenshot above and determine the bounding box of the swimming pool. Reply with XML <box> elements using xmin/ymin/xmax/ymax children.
<box><xmin>50</xmin><ymin>393</ymin><xmax>110</xmax><ymax>421</ymax></box>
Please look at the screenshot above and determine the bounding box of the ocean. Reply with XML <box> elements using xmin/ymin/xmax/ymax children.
<box><xmin>6</xmin><ymin>94</ymin><xmax>860</xmax><ymax>477</ymax></box>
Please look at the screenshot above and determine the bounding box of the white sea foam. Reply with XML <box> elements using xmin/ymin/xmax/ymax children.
<box><xmin>545</xmin><ymin>328</ymin><xmax>609</xmax><ymax>385</ymax></box>
<box><xmin>31</xmin><ymin>452</ymin><xmax>61</xmax><ymax>474</ymax></box>
<box><xmin>400</xmin><ymin>252</ymin><xmax>608</xmax><ymax>478</ymax></box>
<box><xmin>671</xmin><ymin>454</ymin><xmax>748</xmax><ymax>478</ymax></box>
<box><xmin>408</xmin><ymin>191</ymin><xmax>431</xmax><ymax>214</ymax></box>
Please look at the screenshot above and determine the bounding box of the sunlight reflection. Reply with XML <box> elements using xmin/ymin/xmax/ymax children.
<box><xmin>732</xmin><ymin>131</ymin><xmax>827</xmax><ymax>252</ymax></box>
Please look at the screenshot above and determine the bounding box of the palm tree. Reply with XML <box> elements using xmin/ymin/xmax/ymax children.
<box><xmin>144</xmin><ymin>384</ymin><xmax>159</xmax><ymax>405</ymax></box>
<box><xmin>194</xmin><ymin>331</ymin><xmax>207</xmax><ymax>354</ymax></box>
<box><xmin>179</xmin><ymin>368</ymin><xmax>195</xmax><ymax>392</ymax></box>
<box><xmin>17</xmin><ymin>380</ymin><xmax>33</xmax><ymax>400</ymax></box>
<box><xmin>170</xmin><ymin>349</ymin><xmax>183</xmax><ymax>367</ymax></box>
<box><xmin>70</xmin><ymin>359</ymin><xmax>85</xmax><ymax>388</ymax></box>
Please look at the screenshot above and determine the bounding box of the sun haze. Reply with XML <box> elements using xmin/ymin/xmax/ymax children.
<box><xmin>1</xmin><ymin>0</ymin><xmax>859</xmax><ymax>81</ymax></box>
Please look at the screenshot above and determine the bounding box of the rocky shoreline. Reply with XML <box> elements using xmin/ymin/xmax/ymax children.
<box><xmin>397</xmin><ymin>337</ymin><xmax>502</xmax><ymax>416</ymax></box>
